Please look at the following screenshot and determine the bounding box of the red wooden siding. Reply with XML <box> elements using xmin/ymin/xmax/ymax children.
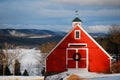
<box><xmin>46</xmin><ymin>25</ymin><xmax>111</xmax><ymax>73</ymax></box>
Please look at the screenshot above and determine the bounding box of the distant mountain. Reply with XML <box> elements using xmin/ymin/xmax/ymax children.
<box><xmin>0</xmin><ymin>29</ymin><xmax>66</xmax><ymax>48</ymax></box>
<box><xmin>0</xmin><ymin>29</ymin><xmax>66</xmax><ymax>38</ymax></box>
<box><xmin>0</xmin><ymin>29</ymin><xmax>107</xmax><ymax>48</ymax></box>
<box><xmin>89</xmin><ymin>33</ymin><xmax>107</xmax><ymax>38</ymax></box>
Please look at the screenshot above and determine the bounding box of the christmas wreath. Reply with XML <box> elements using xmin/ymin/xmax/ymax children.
<box><xmin>73</xmin><ymin>53</ymin><xmax>81</xmax><ymax>61</ymax></box>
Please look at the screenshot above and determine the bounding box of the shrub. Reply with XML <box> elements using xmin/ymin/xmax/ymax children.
<box><xmin>40</xmin><ymin>42</ymin><xmax>57</xmax><ymax>53</ymax></box>
<box><xmin>111</xmin><ymin>60</ymin><xmax>120</xmax><ymax>73</ymax></box>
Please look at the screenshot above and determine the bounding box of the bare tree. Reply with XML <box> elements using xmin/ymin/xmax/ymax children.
<box><xmin>2</xmin><ymin>43</ymin><xmax>24</xmax><ymax>75</ymax></box>
<box><xmin>8</xmin><ymin>46</ymin><xmax>23</xmax><ymax>66</ymax></box>
<box><xmin>108</xmin><ymin>25</ymin><xmax>120</xmax><ymax>61</ymax></box>
<box><xmin>0</xmin><ymin>48</ymin><xmax>5</xmax><ymax>65</ymax></box>
<box><xmin>40</xmin><ymin>42</ymin><xmax>57</xmax><ymax>53</ymax></box>
<box><xmin>0</xmin><ymin>48</ymin><xmax>5</xmax><ymax>75</ymax></box>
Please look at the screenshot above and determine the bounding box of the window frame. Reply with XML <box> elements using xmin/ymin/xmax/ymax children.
<box><xmin>74</xmin><ymin>30</ymin><xmax>81</xmax><ymax>39</ymax></box>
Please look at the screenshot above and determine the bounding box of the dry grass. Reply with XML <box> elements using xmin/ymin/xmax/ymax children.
<box><xmin>67</xmin><ymin>74</ymin><xmax>88</xmax><ymax>80</ymax></box>
<box><xmin>0</xmin><ymin>76</ymin><xmax>44</xmax><ymax>80</ymax></box>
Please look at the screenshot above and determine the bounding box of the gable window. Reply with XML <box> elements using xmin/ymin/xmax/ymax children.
<box><xmin>75</xmin><ymin>30</ymin><xmax>80</xmax><ymax>39</ymax></box>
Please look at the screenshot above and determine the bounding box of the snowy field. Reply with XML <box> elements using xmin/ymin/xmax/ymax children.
<box><xmin>0</xmin><ymin>76</ymin><xmax>44</xmax><ymax>80</ymax></box>
<box><xmin>3</xmin><ymin>48</ymin><xmax>43</xmax><ymax>76</ymax></box>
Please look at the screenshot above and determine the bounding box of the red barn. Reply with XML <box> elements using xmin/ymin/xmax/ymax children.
<box><xmin>45</xmin><ymin>17</ymin><xmax>112</xmax><ymax>73</ymax></box>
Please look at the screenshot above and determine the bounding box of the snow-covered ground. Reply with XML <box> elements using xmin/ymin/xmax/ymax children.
<box><xmin>46</xmin><ymin>69</ymin><xmax>120</xmax><ymax>80</ymax></box>
<box><xmin>19</xmin><ymin>48</ymin><xmax>41</xmax><ymax>65</ymax></box>
<box><xmin>0</xmin><ymin>76</ymin><xmax>44</xmax><ymax>80</ymax></box>
<box><xmin>90</xmin><ymin>75</ymin><xmax>120</xmax><ymax>80</ymax></box>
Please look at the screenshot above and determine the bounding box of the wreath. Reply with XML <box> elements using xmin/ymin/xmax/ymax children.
<box><xmin>73</xmin><ymin>53</ymin><xmax>81</xmax><ymax>61</ymax></box>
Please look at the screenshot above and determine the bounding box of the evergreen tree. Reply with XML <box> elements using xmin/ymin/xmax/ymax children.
<box><xmin>14</xmin><ymin>59</ymin><xmax>21</xmax><ymax>75</ymax></box>
<box><xmin>5</xmin><ymin>65</ymin><xmax>11</xmax><ymax>75</ymax></box>
<box><xmin>0</xmin><ymin>65</ymin><xmax>3</xmax><ymax>75</ymax></box>
<box><xmin>23</xmin><ymin>69</ymin><xmax>29</xmax><ymax>76</ymax></box>
<box><xmin>0</xmin><ymin>65</ymin><xmax>11</xmax><ymax>75</ymax></box>
<box><xmin>41</xmin><ymin>67</ymin><xmax>45</xmax><ymax>76</ymax></box>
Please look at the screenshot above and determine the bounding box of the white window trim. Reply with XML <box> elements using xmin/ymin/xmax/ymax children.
<box><xmin>74</xmin><ymin>30</ymin><xmax>81</xmax><ymax>39</ymax></box>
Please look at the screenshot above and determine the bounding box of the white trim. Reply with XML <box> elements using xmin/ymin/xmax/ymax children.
<box><xmin>81</xmin><ymin>58</ymin><xmax>87</xmax><ymax>60</ymax></box>
<box><xmin>74</xmin><ymin>30</ymin><xmax>81</xmax><ymax>39</ymax></box>
<box><xmin>46</xmin><ymin>27</ymin><xmax>73</xmax><ymax>58</ymax></box>
<box><xmin>68</xmin><ymin>43</ymin><xmax>87</xmax><ymax>47</ymax></box>
<box><xmin>68</xmin><ymin>58</ymin><xmax>74</xmax><ymax>60</ymax></box>
<box><xmin>76</xmin><ymin>24</ymin><xmax>112</xmax><ymax>59</ymax></box>
<box><xmin>86</xmin><ymin>48</ymin><xmax>89</xmax><ymax>69</ymax></box>
<box><xmin>67</xmin><ymin>48</ymin><xmax>87</xmax><ymax>50</ymax></box>
<box><xmin>67</xmin><ymin>58</ymin><xmax>86</xmax><ymax>60</ymax></box>
<box><xmin>76</xmin><ymin>49</ymin><xmax>78</xmax><ymax>53</ymax></box>
<box><xmin>76</xmin><ymin>61</ymin><xmax>78</xmax><ymax>69</ymax></box>
<box><xmin>45</xmin><ymin>58</ymin><xmax>47</xmax><ymax>72</ymax></box>
<box><xmin>66</xmin><ymin>48</ymin><xmax>88</xmax><ymax>70</ymax></box>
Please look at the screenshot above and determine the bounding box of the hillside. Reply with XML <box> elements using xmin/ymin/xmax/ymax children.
<box><xmin>0</xmin><ymin>29</ymin><xmax>107</xmax><ymax>48</ymax></box>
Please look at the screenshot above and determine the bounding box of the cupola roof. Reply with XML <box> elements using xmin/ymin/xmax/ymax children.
<box><xmin>72</xmin><ymin>17</ymin><xmax>82</xmax><ymax>22</ymax></box>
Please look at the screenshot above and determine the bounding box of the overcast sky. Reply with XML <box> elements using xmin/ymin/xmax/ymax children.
<box><xmin>0</xmin><ymin>0</ymin><xmax>120</xmax><ymax>33</ymax></box>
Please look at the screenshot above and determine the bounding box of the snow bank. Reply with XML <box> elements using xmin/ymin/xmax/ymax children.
<box><xmin>90</xmin><ymin>75</ymin><xmax>120</xmax><ymax>80</ymax></box>
<box><xmin>46</xmin><ymin>69</ymin><xmax>120</xmax><ymax>80</ymax></box>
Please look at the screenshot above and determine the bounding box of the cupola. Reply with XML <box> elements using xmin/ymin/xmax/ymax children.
<box><xmin>72</xmin><ymin>17</ymin><xmax>82</xmax><ymax>27</ymax></box>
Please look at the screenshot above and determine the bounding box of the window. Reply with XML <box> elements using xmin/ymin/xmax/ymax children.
<box><xmin>75</xmin><ymin>30</ymin><xmax>80</xmax><ymax>39</ymax></box>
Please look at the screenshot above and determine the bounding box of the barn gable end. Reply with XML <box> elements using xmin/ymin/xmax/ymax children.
<box><xmin>46</xmin><ymin>17</ymin><xmax>112</xmax><ymax>73</ymax></box>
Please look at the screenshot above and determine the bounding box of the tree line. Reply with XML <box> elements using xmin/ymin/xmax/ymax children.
<box><xmin>95</xmin><ymin>25</ymin><xmax>120</xmax><ymax>61</ymax></box>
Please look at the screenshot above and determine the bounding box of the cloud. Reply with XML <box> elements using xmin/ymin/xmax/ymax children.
<box><xmin>51</xmin><ymin>0</ymin><xmax>120</xmax><ymax>7</ymax></box>
<box><xmin>80</xmin><ymin>9</ymin><xmax>120</xmax><ymax>17</ymax></box>
<box><xmin>0</xmin><ymin>0</ymin><xmax>119</xmax><ymax>30</ymax></box>
<box><xmin>85</xmin><ymin>25</ymin><xmax>111</xmax><ymax>33</ymax></box>
<box><xmin>0</xmin><ymin>0</ymin><xmax>73</xmax><ymax>23</ymax></box>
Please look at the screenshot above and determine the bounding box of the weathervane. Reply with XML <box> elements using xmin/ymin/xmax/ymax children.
<box><xmin>75</xmin><ymin>10</ymin><xmax>79</xmax><ymax>17</ymax></box>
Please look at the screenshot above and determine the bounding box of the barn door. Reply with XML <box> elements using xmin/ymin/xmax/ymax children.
<box><xmin>66</xmin><ymin>48</ymin><xmax>88</xmax><ymax>69</ymax></box>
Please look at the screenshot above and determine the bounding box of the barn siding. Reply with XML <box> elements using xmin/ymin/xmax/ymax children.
<box><xmin>46</xmin><ymin>25</ymin><xmax>111</xmax><ymax>73</ymax></box>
